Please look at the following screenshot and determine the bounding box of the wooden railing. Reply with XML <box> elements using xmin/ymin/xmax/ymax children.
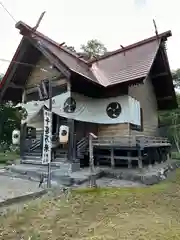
<box><xmin>76</xmin><ymin>136</ymin><xmax>89</xmax><ymax>158</ymax></box>
<box><xmin>30</xmin><ymin>139</ymin><xmax>41</xmax><ymax>151</ymax></box>
<box><xmin>92</xmin><ymin>135</ymin><xmax>170</xmax><ymax>148</ymax></box>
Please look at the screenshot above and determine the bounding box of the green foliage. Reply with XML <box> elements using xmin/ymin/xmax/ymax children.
<box><xmin>159</xmin><ymin>94</ymin><xmax>180</xmax><ymax>128</ymax></box>
<box><xmin>81</xmin><ymin>39</ymin><xmax>107</xmax><ymax>59</ymax></box>
<box><xmin>172</xmin><ymin>68</ymin><xmax>180</xmax><ymax>88</ymax></box>
<box><xmin>171</xmin><ymin>151</ymin><xmax>180</xmax><ymax>160</ymax></box>
<box><xmin>0</xmin><ymin>74</ymin><xmax>3</xmax><ymax>82</ymax></box>
<box><xmin>0</xmin><ymin>152</ymin><xmax>19</xmax><ymax>164</ymax></box>
<box><xmin>159</xmin><ymin>69</ymin><xmax>180</xmax><ymax>149</ymax></box>
<box><xmin>0</xmin><ymin>74</ymin><xmax>22</xmax><ymax>149</ymax></box>
<box><xmin>0</xmin><ymin>103</ymin><xmax>21</xmax><ymax>148</ymax></box>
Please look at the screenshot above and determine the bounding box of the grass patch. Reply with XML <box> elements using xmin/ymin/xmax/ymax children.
<box><xmin>1</xmin><ymin>170</ymin><xmax>180</xmax><ymax>239</ymax></box>
<box><xmin>0</xmin><ymin>152</ymin><xmax>19</xmax><ymax>164</ymax></box>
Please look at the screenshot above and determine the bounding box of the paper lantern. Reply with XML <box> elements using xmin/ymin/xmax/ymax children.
<box><xmin>12</xmin><ymin>129</ymin><xmax>20</xmax><ymax>145</ymax></box>
<box><xmin>59</xmin><ymin>125</ymin><xmax>69</xmax><ymax>143</ymax></box>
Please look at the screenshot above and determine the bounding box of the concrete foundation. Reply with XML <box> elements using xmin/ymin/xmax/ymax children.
<box><xmin>5</xmin><ymin>160</ymin><xmax>180</xmax><ymax>187</ymax></box>
<box><xmin>100</xmin><ymin>160</ymin><xmax>180</xmax><ymax>185</ymax></box>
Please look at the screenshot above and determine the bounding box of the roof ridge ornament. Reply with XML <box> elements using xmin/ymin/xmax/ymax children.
<box><xmin>153</xmin><ymin>19</ymin><xmax>159</xmax><ymax>43</ymax></box>
<box><xmin>33</xmin><ymin>11</ymin><xmax>46</xmax><ymax>31</ymax></box>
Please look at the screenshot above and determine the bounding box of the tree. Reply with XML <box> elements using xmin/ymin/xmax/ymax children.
<box><xmin>0</xmin><ymin>74</ymin><xmax>3</xmax><ymax>81</ymax></box>
<box><xmin>0</xmin><ymin>74</ymin><xmax>22</xmax><ymax>149</ymax></box>
<box><xmin>159</xmin><ymin>69</ymin><xmax>180</xmax><ymax>151</ymax></box>
<box><xmin>81</xmin><ymin>39</ymin><xmax>107</xmax><ymax>59</ymax></box>
<box><xmin>0</xmin><ymin>103</ymin><xmax>21</xmax><ymax>148</ymax></box>
<box><xmin>172</xmin><ymin>68</ymin><xmax>180</xmax><ymax>88</ymax></box>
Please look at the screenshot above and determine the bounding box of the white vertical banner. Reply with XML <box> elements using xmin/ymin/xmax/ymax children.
<box><xmin>42</xmin><ymin>109</ymin><xmax>52</xmax><ymax>164</ymax></box>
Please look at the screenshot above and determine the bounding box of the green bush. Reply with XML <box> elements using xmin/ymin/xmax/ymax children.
<box><xmin>171</xmin><ymin>151</ymin><xmax>180</xmax><ymax>160</ymax></box>
<box><xmin>0</xmin><ymin>152</ymin><xmax>19</xmax><ymax>164</ymax></box>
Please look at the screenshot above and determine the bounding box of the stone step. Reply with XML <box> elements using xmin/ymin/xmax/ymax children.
<box><xmin>55</xmin><ymin>155</ymin><xmax>68</xmax><ymax>159</ymax></box>
<box><xmin>25</xmin><ymin>152</ymin><xmax>42</xmax><ymax>156</ymax></box>
<box><xmin>21</xmin><ymin>159</ymin><xmax>66</xmax><ymax>167</ymax></box>
<box><xmin>55</xmin><ymin>151</ymin><xmax>68</xmax><ymax>154</ymax></box>
<box><xmin>23</xmin><ymin>155</ymin><xmax>41</xmax><ymax>160</ymax></box>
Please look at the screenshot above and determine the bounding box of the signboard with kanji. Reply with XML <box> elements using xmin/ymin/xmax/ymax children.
<box><xmin>42</xmin><ymin>109</ymin><xmax>52</xmax><ymax>164</ymax></box>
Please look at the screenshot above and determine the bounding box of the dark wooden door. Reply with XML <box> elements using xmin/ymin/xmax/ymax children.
<box><xmin>75</xmin><ymin>120</ymin><xmax>98</xmax><ymax>141</ymax></box>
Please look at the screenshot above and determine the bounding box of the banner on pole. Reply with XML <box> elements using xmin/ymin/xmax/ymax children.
<box><xmin>42</xmin><ymin>109</ymin><xmax>52</xmax><ymax>164</ymax></box>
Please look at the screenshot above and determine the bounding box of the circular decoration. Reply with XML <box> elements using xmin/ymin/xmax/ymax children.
<box><xmin>62</xmin><ymin>130</ymin><xmax>67</xmax><ymax>136</ymax></box>
<box><xmin>64</xmin><ymin>97</ymin><xmax>76</xmax><ymax>113</ymax></box>
<box><xmin>106</xmin><ymin>102</ymin><xmax>121</xmax><ymax>118</ymax></box>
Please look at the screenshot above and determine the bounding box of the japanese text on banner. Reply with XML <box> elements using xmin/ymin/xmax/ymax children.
<box><xmin>42</xmin><ymin>109</ymin><xmax>52</xmax><ymax>164</ymax></box>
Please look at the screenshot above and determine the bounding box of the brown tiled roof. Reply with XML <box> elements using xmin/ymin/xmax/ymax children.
<box><xmin>15</xmin><ymin>21</ymin><xmax>98</xmax><ymax>84</ymax></box>
<box><xmin>90</xmin><ymin>40</ymin><xmax>160</xmax><ymax>86</ymax></box>
<box><xmin>37</xmin><ymin>38</ymin><xmax>97</xmax><ymax>82</ymax></box>
<box><xmin>1</xmin><ymin>21</ymin><xmax>172</xmax><ymax>89</ymax></box>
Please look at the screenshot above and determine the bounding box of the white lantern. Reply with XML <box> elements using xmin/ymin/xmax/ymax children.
<box><xmin>12</xmin><ymin>129</ymin><xmax>20</xmax><ymax>145</ymax></box>
<box><xmin>59</xmin><ymin>125</ymin><xmax>69</xmax><ymax>143</ymax></box>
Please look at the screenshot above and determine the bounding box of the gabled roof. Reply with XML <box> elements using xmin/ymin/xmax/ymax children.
<box><xmin>15</xmin><ymin>21</ymin><xmax>98</xmax><ymax>83</ymax></box>
<box><xmin>0</xmin><ymin>20</ymin><xmax>176</xmax><ymax>110</ymax></box>
<box><xmin>5</xmin><ymin>21</ymin><xmax>172</xmax><ymax>88</ymax></box>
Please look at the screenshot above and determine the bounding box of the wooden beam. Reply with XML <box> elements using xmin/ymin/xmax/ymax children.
<box><xmin>9</xmin><ymin>82</ymin><xmax>24</xmax><ymax>89</ymax></box>
<box><xmin>22</xmin><ymin>90</ymin><xmax>26</xmax><ymax>103</ymax></box>
<box><xmin>26</xmin><ymin>78</ymin><xmax>67</xmax><ymax>94</ymax></box>
<box><xmin>34</xmin><ymin>42</ymin><xmax>71</xmax><ymax>79</ymax></box>
<box><xmin>157</xmin><ymin>96</ymin><xmax>173</xmax><ymax>101</ymax></box>
<box><xmin>151</xmin><ymin>72</ymin><xmax>168</xmax><ymax>79</ymax></box>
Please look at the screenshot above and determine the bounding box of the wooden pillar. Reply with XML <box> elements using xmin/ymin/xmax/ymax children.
<box><xmin>167</xmin><ymin>147</ymin><xmax>171</xmax><ymax>163</ymax></box>
<box><xmin>136</xmin><ymin>137</ymin><xmax>143</xmax><ymax>169</ymax></box>
<box><xmin>127</xmin><ymin>151</ymin><xmax>132</xmax><ymax>168</ymax></box>
<box><xmin>20</xmin><ymin>123</ymin><xmax>27</xmax><ymax>160</ymax></box>
<box><xmin>66</xmin><ymin>79</ymin><xmax>76</xmax><ymax>162</ymax></box>
<box><xmin>89</xmin><ymin>134</ymin><xmax>97</xmax><ymax>188</ymax></box>
<box><xmin>67</xmin><ymin>118</ymin><xmax>75</xmax><ymax>162</ymax></box>
<box><xmin>110</xmin><ymin>148</ymin><xmax>115</xmax><ymax>168</ymax></box>
<box><xmin>56</xmin><ymin>115</ymin><xmax>60</xmax><ymax>134</ymax></box>
<box><xmin>20</xmin><ymin>90</ymin><xmax>27</xmax><ymax>161</ymax></box>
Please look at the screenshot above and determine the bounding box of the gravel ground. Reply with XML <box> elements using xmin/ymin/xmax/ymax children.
<box><xmin>76</xmin><ymin>177</ymin><xmax>144</xmax><ymax>188</ymax></box>
<box><xmin>0</xmin><ymin>172</ymin><xmax>143</xmax><ymax>204</ymax></box>
<box><xmin>0</xmin><ymin>175</ymin><xmax>41</xmax><ymax>203</ymax></box>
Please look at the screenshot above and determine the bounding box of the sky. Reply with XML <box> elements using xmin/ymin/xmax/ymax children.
<box><xmin>0</xmin><ymin>0</ymin><xmax>180</xmax><ymax>74</ymax></box>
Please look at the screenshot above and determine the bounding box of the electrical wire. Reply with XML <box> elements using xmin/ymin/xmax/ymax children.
<box><xmin>0</xmin><ymin>2</ymin><xmax>55</xmax><ymax>75</ymax></box>
<box><xmin>0</xmin><ymin>1</ymin><xmax>17</xmax><ymax>23</ymax></box>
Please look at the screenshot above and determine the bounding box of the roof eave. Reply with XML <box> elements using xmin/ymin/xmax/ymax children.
<box><xmin>89</xmin><ymin>30</ymin><xmax>172</xmax><ymax>64</ymax></box>
<box><xmin>15</xmin><ymin>21</ymin><xmax>89</xmax><ymax>64</ymax></box>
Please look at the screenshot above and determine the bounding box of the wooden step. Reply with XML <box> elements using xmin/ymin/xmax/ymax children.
<box><xmin>21</xmin><ymin>159</ymin><xmax>65</xmax><ymax>167</ymax></box>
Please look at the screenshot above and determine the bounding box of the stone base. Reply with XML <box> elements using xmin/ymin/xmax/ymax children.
<box><xmin>69</xmin><ymin>162</ymin><xmax>80</xmax><ymax>173</ymax></box>
<box><xmin>100</xmin><ymin>161</ymin><xmax>180</xmax><ymax>185</ymax></box>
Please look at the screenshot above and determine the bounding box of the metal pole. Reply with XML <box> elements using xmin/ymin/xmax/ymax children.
<box><xmin>47</xmin><ymin>79</ymin><xmax>52</xmax><ymax>188</ymax></box>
